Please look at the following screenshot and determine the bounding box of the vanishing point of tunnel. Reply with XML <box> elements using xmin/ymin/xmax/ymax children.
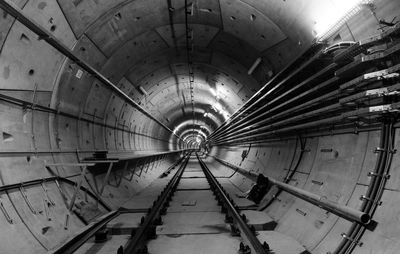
<box><xmin>0</xmin><ymin>0</ymin><xmax>400</xmax><ymax>253</ymax></box>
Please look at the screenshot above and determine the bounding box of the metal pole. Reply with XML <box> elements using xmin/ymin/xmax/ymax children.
<box><xmin>215</xmin><ymin>157</ymin><xmax>371</xmax><ymax>225</ymax></box>
<box><xmin>268</xmin><ymin>177</ymin><xmax>371</xmax><ymax>224</ymax></box>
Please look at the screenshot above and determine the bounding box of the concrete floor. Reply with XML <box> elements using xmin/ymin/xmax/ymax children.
<box><xmin>73</xmin><ymin>157</ymin><xmax>305</xmax><ymax>253</ymax></box>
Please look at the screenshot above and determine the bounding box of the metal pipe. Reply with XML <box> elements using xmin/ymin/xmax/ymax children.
<box><xmin>213</xmin><ymin>115</ymin><xmax>343</xmax><ymax>146</ymax></box>
<box><xmin>207</xmin><ymin>44</ymin><xmax>325</xmax><ymax>141</ymax></box>
<box><xmin>0</xmin><ymin>0</ymin><xmax>182</xmax><ymax>141</ymax></box>
<box><xmin>212</xmin><ymin>103</ymin><xmax>341</xmax><ymax>144</ymax></box>
<box><xmin>248</xmin><ymin>57</ymin><xmax>262</xmax><ymax>75</ymax></box>
<box><xmin>214</xmin><ymin>157</ymin><xmax>371</xmax><ymax>225</ymax></box>
<box><xmin>209</xmin><ymin>75</ymin><xmax>339</xmax><ymax>142</ymax></box>
<box><xmin>268</xmin><ymin>177</ymin><xmax>370</xmax><ymax>224</ymax></box>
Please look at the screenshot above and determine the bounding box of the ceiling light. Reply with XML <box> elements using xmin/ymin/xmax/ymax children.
<box><xmin>209</xmin><ymin>88</ymin><xmax>217</xmax><ymax>97</ymax></box>
<box><xmin>248</xmin><ymin>57</ymin><xmax>262</xmax><ymax>75</ymax></box>
<box><xmin>313</xmin><ymin>0</ymin><xmax>367</xmax><ymax>40</ymax></box>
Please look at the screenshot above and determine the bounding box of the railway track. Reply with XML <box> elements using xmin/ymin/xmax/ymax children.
<box><xmin>61</xmin><ymin>152</ymin><xmax>272</xmax><ymax>254</ymax></box>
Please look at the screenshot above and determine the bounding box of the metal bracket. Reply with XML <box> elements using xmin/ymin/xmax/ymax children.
<box><xmin>135</xmin><ymin>159</ymin><xmax>147</xmax><ymax>177</ymax></box>
<box><xmin>374</xmin><ymin>147</ymin><xmax>397</xmax><ymax>153</ymax></box>
<box><xmin>99</xmin><ymin>162</ymin><xmax>114</xmax><ymax>195</ymax></box>
<box><xmin>367</xmin><ymin>171</ymin><xmax>390</xmax><ymax>179</ymax></box>
<box><xmin>19</xmin><ymin>185</ymin><xmax>37</xmax><ymax>214</ymax></box>
<box><xmin>360</xmin><ymin>195</ymin><xmax>382</xmax><ymax>205</ymax></box>
<box><xmin>341</xmin><ymin>233</ymin><xmax>363</xmax><ymax>247</ymax></box>
<box><xmin>41</xmin><ymin>181</ymin><xmax>55</xmax><ymax>206</ymax></box>
<box><xmin>0</xmin><ymin>198</ymin><xmax>13</xmax><ymax>224</ymax></box>
<box><xmin>296</xmin><ymin>208</ymin><xmax>307</xmax><ymax>216</ymax></box>
<box><xmin>272</xmin><ymin>195</ymin><xmax>281</xmax><ymax>202</ymax></box>
<box><xmin>69</xmin><ymin>165</ymin><xmax>88</xmax><ymax>210</ymax></box>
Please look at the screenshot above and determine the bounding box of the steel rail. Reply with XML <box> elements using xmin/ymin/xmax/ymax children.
<box><xmin>196</xmin><ymin>154</ymin><xmax>268</xmax><ymax>254</ymax></box>
<box><xmin>213</xmin><ymin>157</ymin><xmax>371</xmax><ymax>225</ymax></box>
<box><xmin>123</xmin><ymin>154</ymin><xmax>190</xmax><ymax>253</ymax></box>
<box><xmin>0</xmin><ymin>0</ymin><xmax>182</xmax><ymax>142</ymax></box>
<box><xmin>48</xmin><ymin>210</ymin><xmax>119</xmax><ymax>254</ymax></box>
<box><xmin>46</xmin><ymin>155</ymin><xmax>187</xmax><ymax>254</ymax></box>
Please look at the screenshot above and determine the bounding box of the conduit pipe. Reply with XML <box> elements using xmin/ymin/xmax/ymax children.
<box><xmin>215</xmin><ymin>158</ymin><xmax>371</xmax><ymax>225</ymax></box>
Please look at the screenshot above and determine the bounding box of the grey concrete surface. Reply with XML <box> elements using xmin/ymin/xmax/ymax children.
<box><xmin>0</xmin><ymin>0</ymin><xmax>399</xmax><ymax>253</ymax></box>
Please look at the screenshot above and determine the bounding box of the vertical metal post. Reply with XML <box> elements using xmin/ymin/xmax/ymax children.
<box><xmin>69</xmin><ymin>166</ymin><xmax>87</xmax><ymax>211</ymax></box>
<box><xmin>100</xmin><ymin>162</ymin><xmax>114</xmax><ymax>195</ymax></box>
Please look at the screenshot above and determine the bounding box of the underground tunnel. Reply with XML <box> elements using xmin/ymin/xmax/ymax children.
<box><xmin>0</xmin><ymin>0</ymin><xmax>400</xmax><ymax>253</ymax></box>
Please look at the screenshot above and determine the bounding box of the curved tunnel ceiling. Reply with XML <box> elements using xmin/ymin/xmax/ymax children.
<box><xmin>51</xmin><ymin>0</ymin><xmax>322</xmax><ymax>146</ymax></box>
<box><xmin>2</xmin><ymin>0</ymin><xmax>399</xmax><ymax>253</ymax></box>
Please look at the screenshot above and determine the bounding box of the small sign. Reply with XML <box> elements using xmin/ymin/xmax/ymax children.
<box><xmin>76</xmin><ymin>69</ymin><xmax>83</xmax><ymax>79</ymax></box>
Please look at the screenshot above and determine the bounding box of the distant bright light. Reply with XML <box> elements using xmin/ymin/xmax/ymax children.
<box><xmin>313</xmin><ymin>0</ymin><xmax>363</xmax><ymax>39</ymax></box>
<box><xmin>211</xmin><ymin>103</ymin><xmax>230</xmax><ymax>120</ymax></box>
<box><xmin>172</xmin><ymin>122</ymin><xmax>188</xmax><ymax>135</ymax></box>
<box><xmin>209</xmin><ymin>88</ymin><xmax>217</xmax><ymax>97</ymax></box>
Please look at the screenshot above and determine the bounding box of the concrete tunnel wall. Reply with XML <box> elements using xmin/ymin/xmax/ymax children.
<box><xmin>0</xmin><ymin>0</ymin><xmax>400</xmax><ymax>253</ymax></box>
<box><xmin>210</xmin><ymin>130</ymin><xmax>400</xmax><ymax>253</ymax></box>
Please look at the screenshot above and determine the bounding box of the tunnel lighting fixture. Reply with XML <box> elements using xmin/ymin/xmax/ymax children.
<box><xmin>314</xmin><ymin>0</ymin><xmax>369</xmax><ymax>41</ymax></box>
<box><xmin>138</xmin><ymin>86</ymin><xmax>148</xmax><ymax>96</ymax></box>
<box><xmin>247</xmin><ymin>57</ymin><xmax>262</xmax><ymax>75</ymax></box>
<box><xmin>209</xmin><ymin>87</ymin><xmax>220</xmax><ymax>100</ymax></box>
<box><xmin>211</xmin><ymin>103</ymin><xmax>230</xmax><ymax>120</ymax></box>
<box><xmin>209</xmin><ymin>88</ymin><xmax>217</xmax><ymax>97</ymax></box>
